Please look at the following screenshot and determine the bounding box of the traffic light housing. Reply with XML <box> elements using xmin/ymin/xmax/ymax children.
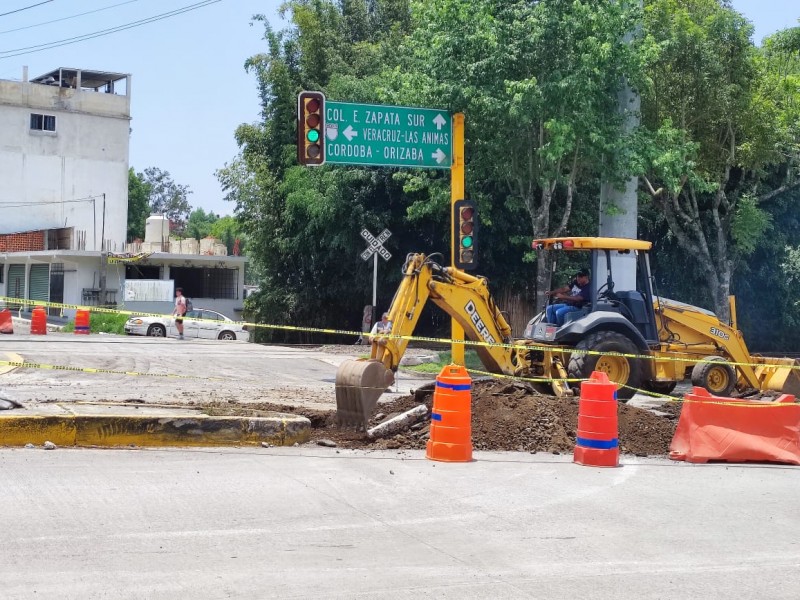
<box><xmin>453</xmin><ymin>199</ymin><xmax>477</xmax><ymax>270</ymax></box>
<box><xmin>297</xmin><ymin>91</ymin><xmax>325</xmax><ymax>166</ymax></box>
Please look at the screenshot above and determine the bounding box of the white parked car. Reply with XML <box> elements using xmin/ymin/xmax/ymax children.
<box><xmin>124</xmin><ymin>308</ymin><xmax>249</xmax><ymax>341</ymax></box>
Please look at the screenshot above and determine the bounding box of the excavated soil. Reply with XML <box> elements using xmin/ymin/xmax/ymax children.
<box><xmin>204</xmin><ymin>379</ymin><xmax>681</xmax><ymax>456</ymax></box>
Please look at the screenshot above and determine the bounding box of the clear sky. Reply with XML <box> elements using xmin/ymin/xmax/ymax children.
<box><xmin>0</xmin><ymin>0</ymin><xmax>797</xmax><ymax>217</ymax></box>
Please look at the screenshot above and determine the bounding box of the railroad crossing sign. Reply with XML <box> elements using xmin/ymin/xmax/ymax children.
<box><xmin>360</xmin><ymin>228</ymin><xmax>392</xmax><ymax>261</ymax></box>
<box><xmin>326</xmin><ymin>102</ymin><xmax>452</xmax><ymax>169</ymax></box>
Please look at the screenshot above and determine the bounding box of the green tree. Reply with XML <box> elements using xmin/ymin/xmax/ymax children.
<box><xmin>141</xmin><ymin>167</ymin><xmax>193</xmax><ymax>233</ymax></box>
<box><xmin>209</xmin><ymin>215</ymin><xmax>245</xmax><ymax>255</ymax></box>
<box><xmin>404</xmin><ymin>0</ymin><xmax>652</xmax><ymax>309</ymax></box>
<box><xmin>127</xmin><ymin>168</ymin><xmax>151</xmax><ymax>241</ymax></box>
<box><xmin>185</xmin><ymin>208</ymin><xmax>219</xmax><ymax>241</ymax></box>
<box><xmin>640</xmin><ymin>0</ymin><xmax>800</xmax><ymax>320</ymax></box>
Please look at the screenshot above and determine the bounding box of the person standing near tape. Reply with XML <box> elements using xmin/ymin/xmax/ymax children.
<box><xmin>172</xmin><ymin>287</ymin><xmax>187</xmax><ymax>340</ymax></box>
<box><xmin>369</xmin><ymin>311</ymin><xmax>392</xmax><ymax>345</ymax></box>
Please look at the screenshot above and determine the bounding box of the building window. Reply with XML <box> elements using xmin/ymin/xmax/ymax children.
<box><xmin>30</xmin><ymin>113</ymin><xmax>56</xmax><ymax>132</ymax></box>
<box><xmin>170</xmin><ymin>266</ymin><xmax>239</xmax><ymax>299</ymax></box>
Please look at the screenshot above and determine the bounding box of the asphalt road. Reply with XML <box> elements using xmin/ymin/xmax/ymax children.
<box><xmin>0</xmin><ymin>334</ymin><xmax>434</xmax><ymax>408</ymax></box>
<box><xmin>1</xmin><ymin>447</ymin><xmax>798</xmax><ymax>600</ymax></box>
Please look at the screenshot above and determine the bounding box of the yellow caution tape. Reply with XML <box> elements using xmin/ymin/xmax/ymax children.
<box><xmin>0</xmin><ymin>359</ymin><xmax>225</xmax><ymax>380</ymax></box>
<box><xmin>3</xmin><ymin>295</ymin><xmax>799</xmax><ymax>374</ymax></box>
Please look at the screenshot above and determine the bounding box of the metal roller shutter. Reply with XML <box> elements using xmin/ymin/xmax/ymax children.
<box><xmin>29</xmin><ymin>264</ymin><xmax>49</xmax><ymax>303</ymax></box>
<box><xmin>7</xmin><ymin>265</ymin><xmax>25</xmax><ymax>303</ymax></box>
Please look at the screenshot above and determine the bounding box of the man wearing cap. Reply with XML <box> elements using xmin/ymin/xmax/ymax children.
<box><xmin>545</xmin><ymin>269</ymin><xmax>591</xmax><ymax>326</ymax></box>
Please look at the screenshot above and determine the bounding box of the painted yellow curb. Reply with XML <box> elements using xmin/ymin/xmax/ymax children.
<box><xmin>0</xmin><ymin>411</ymin><xmax>311</xmax><ymax>448</ymax></box>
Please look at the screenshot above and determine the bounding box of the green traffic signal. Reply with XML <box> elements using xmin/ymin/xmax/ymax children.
<box><xmin>307</xmin><ymin>129</ymin><xmax>320</xmax><ymax>143</ymax></box>
<box><xmin>461</xmin><ymin>235</ymin><xmax>473</xmax><ymax>249</ymax></box>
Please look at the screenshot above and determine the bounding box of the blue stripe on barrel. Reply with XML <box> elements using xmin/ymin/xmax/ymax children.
<box><xmin>431</xmin><ymin>413</ymin><xmax>442</xmax><ymax>421</ymax></box>
<box><xmin>435</xmin><ymin>381</ymin><xmax>472</xmax><ymax>391</ymax></box>
<box><xmin>576</xmin><ymin>437</ymin><xmax>619</xmax><ymax>450</ymax></box>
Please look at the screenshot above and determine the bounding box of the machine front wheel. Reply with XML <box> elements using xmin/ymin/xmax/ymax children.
<box><xmin>691</xmin><ymin>357</ymin><xmax>736</xmax><ymax>396</ymax></box>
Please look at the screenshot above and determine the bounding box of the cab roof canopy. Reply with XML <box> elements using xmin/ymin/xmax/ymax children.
<box><xmin>531</xmin><ymin>237</ymin><xmax>653</xmax><ymax>251</ymax></box>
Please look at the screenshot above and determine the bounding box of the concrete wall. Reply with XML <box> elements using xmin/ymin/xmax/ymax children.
<box><xmin>0</xmin><ymin>78</ymin><xmax>131</xmax><ymax>251</ymax></box>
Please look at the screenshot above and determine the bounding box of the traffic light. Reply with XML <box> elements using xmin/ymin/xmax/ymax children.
<box><xmin>453</xmin><ymin>199</ymin><xmax>478</xmax><ymax>270</ymax></box>
<box><xmin>297</xmin><ymin>91</ymin><xmax>325</xmax><ymax>166</ymax></box>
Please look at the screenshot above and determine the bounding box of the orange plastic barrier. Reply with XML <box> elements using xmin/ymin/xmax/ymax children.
<box><xmin>669</xmin><ymin>387</ymin><xmax>800</xmax><ymax>465</ymax></box>
<box><xmin>574</xmin><ymin>371</ymin><xmax>619</xmax><ymax>468</ymax></box>
<box><xmin>30</xmin><ymin>307</ymin><xmax>47</xmax><ymax>335</ymax></box>
<box><xmin>426</xmin><ymin>364</ymin><xmax>473</xmax><ymax>463</ymax></box>
<box><xmin>74</xmin><ymin>309</ymin><xmax>90</xmax><ymax>335</ymax></box>
<box><xmin>0</xmin><ymin>308</ymin><xmax>13</xmax><ymax>334</ymax></box>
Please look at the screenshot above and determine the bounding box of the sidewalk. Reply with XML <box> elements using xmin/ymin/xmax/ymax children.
<box><xmin>0</xmin><ymin>401</ymin><xmax>310</xmax><ymax>448</ymax></box>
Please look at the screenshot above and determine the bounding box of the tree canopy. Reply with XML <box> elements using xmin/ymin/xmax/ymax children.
<box><xmin>219</xmin><ymin>0</ymin><xmax>800</xmax><ymax>350</ymax></box>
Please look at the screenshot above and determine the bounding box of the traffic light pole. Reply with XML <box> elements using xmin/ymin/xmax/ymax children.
<box><xmin>451</xmin><ymin>113</ymin><xmax>466</xmax><ymax>365</ymax></box>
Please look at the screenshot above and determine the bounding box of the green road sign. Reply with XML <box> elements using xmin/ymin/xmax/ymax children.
<box><xmin>324</xmin><ymin>101</ymin><xmax>452</xmax><ymax>169</ymax></box>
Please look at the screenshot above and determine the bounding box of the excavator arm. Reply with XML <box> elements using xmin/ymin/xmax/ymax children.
<box><xmin>335</xmin><ymin>253</ymin><xmax>518</xmax><ymax>428</ymax></box>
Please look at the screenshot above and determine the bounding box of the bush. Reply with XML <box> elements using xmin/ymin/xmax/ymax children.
<box><xmin>63</xmin><ymin>312</ymin><xmax>128</xmax><ymax>335</ymax></box>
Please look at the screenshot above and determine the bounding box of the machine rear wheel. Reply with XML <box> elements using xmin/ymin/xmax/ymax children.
<box><xmin>691</xmin><ymin>357</ymin><xmax>736</xmax><ymax>396</ymax></box>
<box><xmin>568</xmin><ymin>331</ymin><xmax>644</xmax><ymax>400</ymax></box>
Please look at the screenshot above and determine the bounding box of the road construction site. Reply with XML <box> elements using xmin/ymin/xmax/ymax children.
<box><xmin>3</xmin><ymin>333</ymin><xmax>681</xmax><ymax>455</ymax></box>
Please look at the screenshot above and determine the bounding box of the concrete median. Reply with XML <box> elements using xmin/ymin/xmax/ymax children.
<box><xmin>0</xmin><ymin>402</ymin><xmax>311</xmax><ymax>448</ymax></box>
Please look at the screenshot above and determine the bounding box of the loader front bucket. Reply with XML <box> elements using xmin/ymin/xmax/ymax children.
<box><xmin>335</xmin><ymin>359</ymin><xmax>395</xmax><ymax>429</ymax></box>
<box><xmin>754</xmin><ymin>357</ymin><xmax>800</xmax><ymax>397</ymax></box>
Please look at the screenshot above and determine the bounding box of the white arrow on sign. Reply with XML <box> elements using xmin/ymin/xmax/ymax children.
<box><xmin>433</xmin><ymin>114</ymin><xmax>447</xmax><ymax>130</ymax></box>
<box><xmin>343</xmin><ymin>125</ymin><xmax>358</xmax><ymax>141</ymax></box>
<box><xmin>431</xmin><ymin>148</ymin><xmax>447</xmax><ymax>164</ymax></box>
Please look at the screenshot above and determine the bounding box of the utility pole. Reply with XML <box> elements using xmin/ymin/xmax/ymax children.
<box><xmin>597</xmin><ymin>1</ymin><xmax>642</xmax><ymax>291</ymax></box>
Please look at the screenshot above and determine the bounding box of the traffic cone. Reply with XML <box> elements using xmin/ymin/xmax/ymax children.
<box><xmin>74</xmin><ymin>309</ymin><xmax>90</xmax><ymax>335</ymax></box>
<box><xmin>573</xmin><ymin>370</ymin><xmax>619</xmax><ymax>467</ymax></box>
<box><xmin>426</xmin><ymin>364</ymin><xmax>473</xmax><ymax>463</ymax></box>
<box><xmin>0</xmin><ymin>308</ymin><xmax>13</xmax><ymax>334</ymax></box>
<box><xmin>31</xmin><ymin>307</ymin><xmax>47</xmax><ymax>335</ymax></box>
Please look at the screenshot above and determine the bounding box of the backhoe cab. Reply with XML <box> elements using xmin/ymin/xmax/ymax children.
<box><xmin>526</xmin><ymin>237</ymin><xmax>660</xmax><ymax>397</ymax></box>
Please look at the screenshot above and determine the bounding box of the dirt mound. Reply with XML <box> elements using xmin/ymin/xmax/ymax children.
<box><xmin>203</xmin><ymin>379</ymin><xmax>679</xmax><ymax>456</ymax></box>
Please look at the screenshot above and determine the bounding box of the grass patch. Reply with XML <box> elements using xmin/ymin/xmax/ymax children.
<box><xmin>63</xmin><ymin>312</ymin><xmax>128</xmax><ymax>335</ymax></box>
<box><xmin>405</xmin><ymin>349</ymin><xmax>484</xmax><ymax>373</ymax></box>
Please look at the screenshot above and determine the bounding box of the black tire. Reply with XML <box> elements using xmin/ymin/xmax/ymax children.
<box><xmin>147</xmin><ymin>324</ymin><xmax>166</xmax><ymax>337</ymax></box>
<box><xmin>568</xmin><ymin>331</ymin><xmax>644</xmax><ymax>400</ymax></box>
<box><xmin>218</xmin><ymin>330</ymin><xmax>236</xmax><ymax>341</ymax></box>
<box><xmin>691</xmin><ymin>357</ymin><xmax>736</xmax><ymax>396</ymax></box>
<box><xmin>643</xmin><ymin>380</ymin><xmax>678</xmax><ymax>395</ymax></box>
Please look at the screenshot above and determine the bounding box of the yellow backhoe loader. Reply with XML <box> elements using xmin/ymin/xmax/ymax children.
<box><xmin>335</xmin><ymin>239</ymin><xmax>800</xmax><ymax>428</ymax></box>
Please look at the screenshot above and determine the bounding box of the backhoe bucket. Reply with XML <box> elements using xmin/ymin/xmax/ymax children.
<box><xmin>335</xmin><ymin>359</ymin><xmax>395</xmax><ymax>429</ymax></box>
<box><xmin>754</xmin><ymin>357</ymin><xmax>800</xmax><ymax>397</ymax></box>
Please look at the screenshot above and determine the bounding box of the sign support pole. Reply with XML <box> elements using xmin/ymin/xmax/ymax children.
<box><xmin>372</xmin><ymin>252</ymin><xmax>378</xmax><ymax>326</ymax></box>
<box><xmin>451</xmin><ymin>113</ymin><xmax>466</xmax><ymax>365</ymax></box>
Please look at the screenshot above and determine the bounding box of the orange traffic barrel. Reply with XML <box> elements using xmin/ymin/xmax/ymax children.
<box><xmin>74</xmin><ymin>309</ymin><xmax>90</xmax><ymax>335</ymax></box>
<box><xmin>31</xmin><ymin>307</ymin><xmax>47</xmax><ymax>335</ymax></box>
<box><xmin>0</xmin><ymin>308</ymin><xmax>13</xmax><ymax>334</ymax></box>
<box><xmin>426</xmin><ymin>364</ymin><xmax>473</xmax><ymax>463</ymax></box>
<box><xmin>574</xmin><ymin>370</ymin><xmax>619</xmax><ymax>467</ymax></box>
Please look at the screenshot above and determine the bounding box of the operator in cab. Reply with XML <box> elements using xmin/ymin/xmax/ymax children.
<box><xmin>545</xmin><ymin>269</ymin><xmax>591</xmax><ymax>326</ymax></box>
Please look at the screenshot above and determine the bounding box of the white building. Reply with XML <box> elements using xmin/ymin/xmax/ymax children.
<box><xmin>0</xmin><ymin>67</ymin><xmax>131</xmax><ymax>250</ymax></box>
<box><xmin>0</xmin><ymin>67</ymin><xmax>247</xmax><ymax>320</ymax></box>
